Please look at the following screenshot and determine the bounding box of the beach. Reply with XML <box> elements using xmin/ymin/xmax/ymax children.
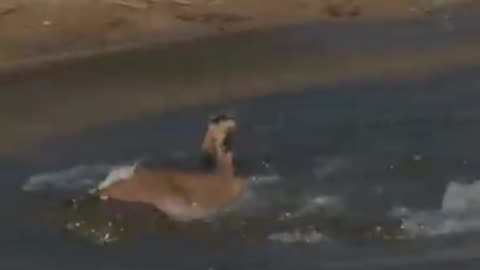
<box><xmin>0</xmin><ymin>0</ymin><xmax>474</xmax><ymax>70</ymax></box>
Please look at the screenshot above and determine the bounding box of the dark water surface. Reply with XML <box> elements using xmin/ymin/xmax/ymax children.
<box><xmin>2</xmin><ymin>5</ymin><xmax>480</xmax><ymax>270</ymax></box>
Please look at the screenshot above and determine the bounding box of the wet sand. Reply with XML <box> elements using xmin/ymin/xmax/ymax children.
<box><xmin>0</xmin><ymin>0</ymin><xmax>475</xmax><ymax>69</ymax></box>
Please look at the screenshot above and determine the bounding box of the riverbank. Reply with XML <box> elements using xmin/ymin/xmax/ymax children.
<box><xmin>0</xmin><ymin>0</ymin><xmax>474</xmax><ymax>71</ymax></box>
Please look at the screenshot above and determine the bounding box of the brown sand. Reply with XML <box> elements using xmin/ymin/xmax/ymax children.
<box><xmin>0</xmin><ymin>0</ymin><xmax>475</xmax><ymax>69</ymax></box>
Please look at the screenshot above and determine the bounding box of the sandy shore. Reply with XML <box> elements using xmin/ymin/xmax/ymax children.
<box><xmin>0</xmin><ymin>0</ymin><xmax>475</xmax><ymax>70</ymax></box>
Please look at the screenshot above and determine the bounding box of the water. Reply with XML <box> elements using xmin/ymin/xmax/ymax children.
<box><xmin>2</xmin><ymin>5</ymin><xmax>480</xmax><ymax>270</ymax></box>
<box><xmin>4</xmin><ymin>65</ymin><xmax>480</xmax><ymax>268</ymax></box>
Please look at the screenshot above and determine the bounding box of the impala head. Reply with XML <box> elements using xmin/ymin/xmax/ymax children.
<box><xmin>201</xmin><ymin>114</ymin><xmax>237</xmax><ymax>168</ymax></box>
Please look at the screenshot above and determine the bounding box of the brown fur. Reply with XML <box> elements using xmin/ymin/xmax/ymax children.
<box><xmin>99</xmin><ymin>115</ymin><xmax>241</xmax><ymax>220</ymax></box>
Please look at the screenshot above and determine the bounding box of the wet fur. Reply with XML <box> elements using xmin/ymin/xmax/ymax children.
<box><xmin>99</xmin><ymin>115</ymin><xmax>241</xmax><ymax>220</ymax></box>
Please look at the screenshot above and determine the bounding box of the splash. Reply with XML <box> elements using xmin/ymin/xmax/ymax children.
<box><xmin>442</xmin><ymin>181</ymin><xmax>480</xmax><ymax>214</ymax></box>
<box><xmin>225</xmin><ymin>173</ymin><xmax>282</xmax><ymax>217</ymax></box>
<box><xmin>22</xmin><ymin>164</ymin><xmax>112</xmax><ymax>192</ymax></box>
<box><xmin>22</xmin><ymin>161</ymin><xmax>140</xmax><ymax>192</ymax></box>
<box><xmin>96</xmin><ymin>162</ymin><xmax>139</xmax><ymax>190</ymax></box>
<box><xmin>392</xmin><ymin>180</ymin><xmax>480</xmax><ymax>237</ymax></box>
<box><xmin>278</xmin><ymin>195</ymin><xmax>344</xmax><ymax>220</ymax></box>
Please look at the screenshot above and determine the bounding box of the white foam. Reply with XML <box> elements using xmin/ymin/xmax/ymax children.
<box><xmin>246</xmin><ymin>174</ymin><xmax>280</xmax><ymax>185</ymax></box>
<box><xmin>22</xmin><ymin>164</ymin><xmax>112</xmax><ymax>192</ymax></box>
<box><xmin>442</xmin><ymin>181</ymin><xmax>480</xmax><ymax>214</ymax></box>
<box><xmin>392</xmin><ymin>180</ymin><xmax>480</xmax><ymax>237</ymax></box>
<box><xmin>285</xmin><ymin>195</ymin><xmax>344</xmax><ymax>219</ymax></box>
<box><xmin>96</xmin><ymin>162</ymin><xmax>138</xmax><ymax>190</ymax></box>
<box><xmin>268</xmin><ymin>228</ymin><xmax>327</xmax><ymax>244</ymax></box>
<box><xmin>22</xmin><ymin>160</ymin><xmax>141</xmax><ymax>192</ymax></box>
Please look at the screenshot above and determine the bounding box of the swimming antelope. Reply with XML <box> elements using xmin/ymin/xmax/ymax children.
<box><xmin>97</xmin><ymin>115</ymin><xmax>242</xmax><ymax>221</ymax></box>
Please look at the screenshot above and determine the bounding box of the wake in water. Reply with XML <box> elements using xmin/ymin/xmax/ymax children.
<box><xmin>20</xmin><ymin>160</ymin><xmax>161</xmax><ymax>245</ymax></box>
<box><xmin>391</xmin><ymin>180</ymin><xmax>480</xmax><ymax>237</ymax></box>
<box><xmin>21</xmin><ymin>161</ymin><xmax>140</xmax><ymax>193</ymax></box>
<box><xmin>19</xmin><ymin>156</ymin><xmax>340</xmax><ymax>242</ymax></box>
<box><xmin>28</xmin><ymin>155</ymin><xmax>480</xmax><ymax>245</ymax></box>
<box><xmin>22</xmin><ymin>164</ymin><xmax>112</xmax><ymax>192</ymax></box>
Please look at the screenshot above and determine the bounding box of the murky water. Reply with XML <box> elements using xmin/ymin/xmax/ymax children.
<box><xmin>2</xmin><ymin>5</ymin><xmax>480</xmax><ymax>270</ymax></box>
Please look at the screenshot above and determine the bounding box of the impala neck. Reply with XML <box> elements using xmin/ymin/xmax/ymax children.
<box><xmin>214</xmin><ymin>144</ymin><xmax>235</xmax><ymax>177</ymax></box>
